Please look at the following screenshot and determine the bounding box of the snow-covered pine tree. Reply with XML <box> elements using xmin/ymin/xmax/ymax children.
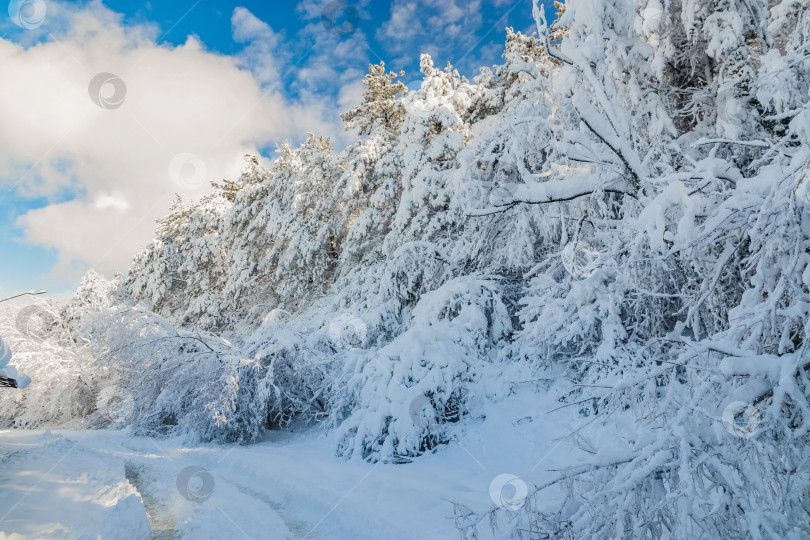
<box><xmin>341</xmin><ymin>61</ymin><xmax>408</xmax><ymax>136</ymax></box>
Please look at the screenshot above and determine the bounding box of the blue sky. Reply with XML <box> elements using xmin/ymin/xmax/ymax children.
<box><xmin>0</xmin><ymin>0</ymin><xmax>553</xmax><ymax>299</ymax></box>
<box><xmin>98</xmin><ymin>0</ymin><xmax>539</xmax><ymax>86</ymax></box>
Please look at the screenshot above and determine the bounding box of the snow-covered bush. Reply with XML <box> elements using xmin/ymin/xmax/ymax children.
<box><xmin>334</xmin><ymin>277</ymin><xmax>511</xmax><ymax>462</ymax></box>
<box><xmin>0</xmin><ymin>273</ymin><xmax>113</xmax><ymax>428</ymax></box>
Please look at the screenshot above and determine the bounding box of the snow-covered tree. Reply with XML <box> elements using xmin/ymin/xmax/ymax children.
<box><xmin>341</xmin><ymin>61</ymin><xmax>408</xmax><ymax>136</ymax></box>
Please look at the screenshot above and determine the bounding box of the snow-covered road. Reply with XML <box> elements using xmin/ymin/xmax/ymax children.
<box><xmin>0</xmin><ymin>429</ymin><xmax>457</xmax><ymax>539</ymax></box>
<box><xmin>0</xmin><ymin>426</ymin><xmax>569</xmax><ymax>538</ymax></box>
<box><xmin>0</xmin><ymin>389</ymin><xmax>576</xmax><ymax>539</ymax></box>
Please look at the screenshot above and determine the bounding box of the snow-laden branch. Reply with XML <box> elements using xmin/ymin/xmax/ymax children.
<box><xmin>691</xmin><ymin>137</ymin><xmax>770</xmax><ymax>148</ymax></box>
<box><xmin>468</xmin><ymin>176</ymin><xmax>634</xmax><ymax>216</ymax></box>
<box><xmin>532</xmin><ymin>0</ymin><xmax>573</xmax><ymax>66</ymax></box>
<box><xmin>573</xmin><ymin>98</ymin><xmax>642</xmax><ymax>187</ymax></box>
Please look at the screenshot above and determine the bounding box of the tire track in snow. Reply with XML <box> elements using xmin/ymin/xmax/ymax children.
<box><xmin>118</xmin><ymin>449</ymin><xmax>294</xmax><ymax>539</ymax></box>
<box><xmin>224</xmin><ymin>480</ymin><xmax>314</xmax><ymax>538</ymax></box>
<box><xmin>124</xmin><ymin>461</ymin><xmax>179</xmax><ymax>539</ymax></box>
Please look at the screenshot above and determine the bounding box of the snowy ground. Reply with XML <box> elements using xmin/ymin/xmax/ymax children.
<box><xmin>0</xmin><ymin>387</ymin><xmax>580</xmax><ymax>539</ymax></box>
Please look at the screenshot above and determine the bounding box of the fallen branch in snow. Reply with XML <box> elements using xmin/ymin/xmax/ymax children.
<box><xmin>452</xmin><ymin>455</ymin><xmax>639</xmax><ymax>536</ymax></box>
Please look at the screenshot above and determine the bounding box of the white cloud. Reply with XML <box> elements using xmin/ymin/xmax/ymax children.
<box><xmin>292</xmin><ymin>1</ymin><xmax>372</xmax><ymax>95</ymax></box>
<box><xmin>231</xmin><ymin>6</ymin><xmax>284</xmax><ymax>85</ymax></box>
<box><xmin>230</xmin><ymin>5</ymin><xmax>368</xmax><ymax>146</ymax></box>
<box><xmin>4</xmin><ymin>0</ymin><xmax>517</xmax><ymax>290</ymax></box>
<box><xmin>378</xmin><ymin>0</ymin><xmax>484</xmax><ymax>65</ymax></box>
<box><xmin>337</xmin><ymin>79</ymin><xmax>366</xmax><ymax>112</ymax></box>
<box><xmin>379</xmin><ymin>2</ymin><xmax>421</xmax><ymax>42</ymax></box>
<box><xmin>93</xmin><ymin>193</ymin><xmax>130</xmax><ymax>213</ymax></box>
<box><xmin>0</xmin><ymin>1</ymin><xmax>338</xmax><ymax>286</ymax></box>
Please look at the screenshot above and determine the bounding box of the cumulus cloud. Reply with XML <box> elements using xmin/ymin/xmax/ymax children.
<box><xmin>231</xmin><ymin>6</ymin><xmax>285</xmax><ymax>85</ymax></box>
<box><xmin>1</xmin><ymin>0</ymin><xmax>521</xmax><ymax>291</ymax></box>
<box><xmin>377</xmin><ymin>0</ymin><xmax>483</xmax><ymax>65</ymax></box>
<box><xmin>292</xmin><ymin>0</ymin><xmax>371</xmax><ymax>98</ymax></box>
<box><xmin>0</xmin><ymin>1</ymin><xmax>339</xmax><ymax>285</ymax></box>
